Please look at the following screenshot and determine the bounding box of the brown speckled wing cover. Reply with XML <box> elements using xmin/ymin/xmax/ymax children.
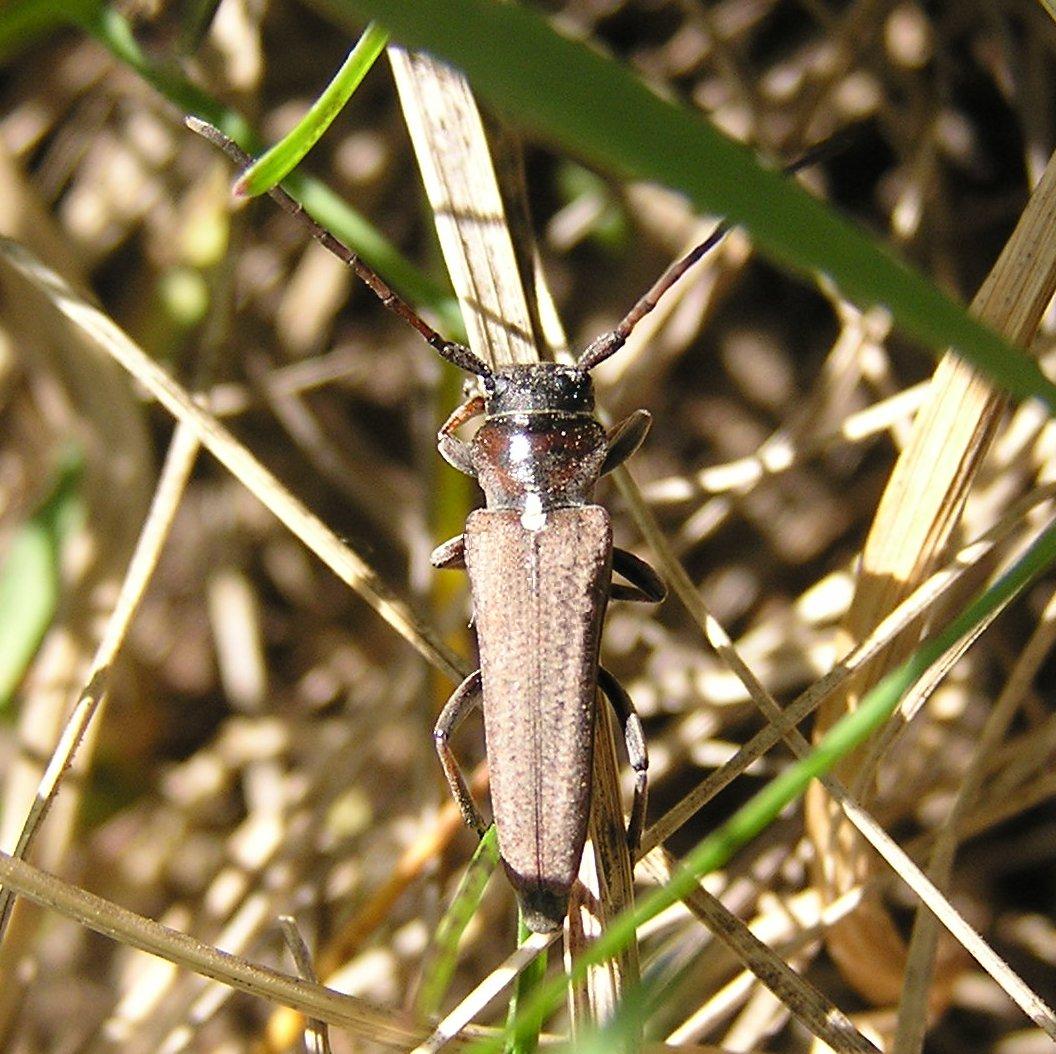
<box><xmin>464</xmin><ymin>505</ymin><xmax>612</xmax><ymax>902</ymax></box>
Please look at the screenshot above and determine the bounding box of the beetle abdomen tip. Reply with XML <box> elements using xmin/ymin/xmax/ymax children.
<box><xmin>518</xmin><ymin>883</ymin><xmax>569</xmax><ymax>934</ymax></box>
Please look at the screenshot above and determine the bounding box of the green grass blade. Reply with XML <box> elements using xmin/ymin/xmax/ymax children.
<box><xmin>0</xmin><ymin>452</ymin><xmax>83</xmax><ymax>711</ymax></box>
<box><xmin>80</xmin><ymin>4</ymin><xmax>248</xmax><ymax>141</ymax></box>
<box><xmin>416</xmin><ymin>825</ymin><xmax>500</xmax><ymax>1018</ymax></box>
<box><xmin>333</xmin><ymin>0</ymin><xmax>1056</xmax><ymax>410</ymax></box>
<box><xmin>281</xmin><ymin>169</ymin><xmax>463</xmax><ymax>337</ymax></box>
<box><xmin>0</xmin><ymin>0</ymin><xmax>97</xmax><ymax>60</ymax></box>
<box><xmin>503</xmin><ymin>910</ymin><xmax>546</xmax><ymax>1054</ymax></box>
<box><xmin>234</xmin><ymin>22</ymin><xmax>389</xmax><ymax>198</ymax></box>
<box><xmin>475</xmin><ymin>514</ymin><xmax>1056</xmax><ymax>1051</ymax></box>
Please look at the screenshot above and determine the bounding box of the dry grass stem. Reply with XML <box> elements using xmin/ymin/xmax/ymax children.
<box><xmin>389</xmin><ymin>48</ymin><xmax>543</xmax><ymax>370</ymax></box>
<box><xmin>0</xmin><ymin>847</ymin><xmax>455</xmax><ymax>1048</ymax></box>
<box><xmin>0</xmin><ymin>235</ymin><xmax>465</xmax><ymax>683</ymax></box>
<box><xmin>808</xmin><ymin>130</ymin><xmax>1056</xmax><ymax>1015</ymax></box>
<box><xmin>278</xmin><ymin>915</ymin><xmax>334</xmax><ymax>1054</ymax></box>
<box><xmin>0</xmin><ymin>420</ymin><xmax>201</xmax><ymax>942</ymax></box>
<box><xmin>411</xmin><ymin>931</ymin><xmax>554</xmax><ymax>1053</ymax></box>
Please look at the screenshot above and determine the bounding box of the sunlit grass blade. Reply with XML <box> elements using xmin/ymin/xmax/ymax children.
<box><xmin>0</xmin><ymin>451</ymin><xmax>83</xmax><ymax>710</ymax></box>
<box><xmin>335</xmin><ymin>0</ymin><xmax>1056</xmax><ymax>411</ymax></box>
<box><xmin>416</xmin><ymin>825</ymin><xmax>500</xmax><ymax>1018</ymax></box>
<box><xmin>476</xmin><ymin>514</ymin><xmax>1056</xmax><ymax>1052</ymax></box>
<box><xmin>234</xmin><ymin>22</ymin><xmax>389</xmax><ymax>198</ymax></box>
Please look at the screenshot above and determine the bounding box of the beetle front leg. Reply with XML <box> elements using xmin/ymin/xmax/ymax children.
<box><xmin>438</xmin><ymin>434</ymin><xmax>477</xmax><ymax>477</ymax></box>
<box><xmin>597</xmin><ymin>666</ymin><xmax>648</xmax><ymax>853</ymax></box>
<box><xmin>600</xmin><ymin>409</ymin><xmax>651</xmax><ymax>475</ymax></box>
<box><xmin>431</xmin><ymin>534</ymin><xmax>466</xmax><ymax>570</ymax></box>
<box><xmin>435</xmin><ymin>670</ymin><xmax>489</xmax><ymax>836</ymax></box>
<box><xmin>437</xmin><ymin>394</ymin><xmax>484</xmax><ymax>477</ymax></box>
<box><xmin>610</xmin><ymin>547</ymin><xmax>666</xmax><ymax>603</ymax></box>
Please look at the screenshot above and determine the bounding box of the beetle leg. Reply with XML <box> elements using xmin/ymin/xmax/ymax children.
<box><xmin>600</xmin><ymin>409</ymin><xmax>651</xmax><ymax>475</ymax></box>
<box><xmin>435</xmin><ymin>670</ymin><xmax>489</xmax><ymax>836</ymax></box>
<box><xmin>610</xmin><ymin>547</ymin><xmax>666</xmax><ymax>603</ymax></box>
<box><xmin>440</xmin><ymin>393</ymin><xmax>486</xmax><ymax>435</ymax></box>
<box><xmin>431</xmin><ymin>534</ymin><xmax>466</xmax><ymax>570</ymax></box>
<box><xmin>437</xmin><ymin>394</ymin><xmax>484</xmax><ymax>478</ymax></box>
<box><xmin>438</xmin><ymin>434</ymin><xmax>477</xmax><ymax>477</ymax></box>
<box><xmin>597</xmin><ymin>666</ymin><xmax>648</xmax><ymax>853</ymax></box>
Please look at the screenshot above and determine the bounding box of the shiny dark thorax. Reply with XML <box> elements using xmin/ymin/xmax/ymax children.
<box><xmin>470</xmin><ymin>364</ymin><xmax>608</xmax><ymax>514</ymax></box>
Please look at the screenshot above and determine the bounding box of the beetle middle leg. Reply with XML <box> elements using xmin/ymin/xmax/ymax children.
<box><xmin>610</xmin><ymin>547</ymin><xmax>666</xmax><ymax>603</ymax></box>
<box><xmin>597</xmin><ymin>666</ymin><xmax>648</xmax><ymax>852</ymax></box>
<box><xmin>435</xmin><ymin>669</ymin><xmax>489</xmax><ymax>836</ymax></box>
<box><xmin>431</xmin><ymin>533</ymin><xmax>466</xmax><ymax>570</ymax></box>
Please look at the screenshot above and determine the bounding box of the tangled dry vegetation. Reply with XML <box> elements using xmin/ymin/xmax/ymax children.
<box><xmin>1</xmin><ymin>0</ymin><xmax>1056</xmax><ymax>1051</ymax></box>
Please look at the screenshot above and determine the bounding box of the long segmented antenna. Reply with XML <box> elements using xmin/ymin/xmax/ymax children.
<box><xmin>189</xmin><ymin>115</ymin><xmax>861</xmax><ymax>381</ymax></box>
<box><xmin>185</xmin><ymin>116</ymin><xmax>492</xmax><ymax>379</ymax></box>
<box><xmin>577</xmin><ymin>126</ymin><xmax>865</xmax><ymax>373</ymax></box>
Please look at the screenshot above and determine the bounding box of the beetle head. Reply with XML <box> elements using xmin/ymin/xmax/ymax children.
<box><xmin>483</xmin><ymin>363</ymin><xmax>595</xmax><ymax>417</ymax></box>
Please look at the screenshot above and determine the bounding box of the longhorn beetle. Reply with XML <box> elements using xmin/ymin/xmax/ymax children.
<box><xmin>188</xmin><ymin>115</ymin><xmax>835</xmax><ymax>933</ymax></box>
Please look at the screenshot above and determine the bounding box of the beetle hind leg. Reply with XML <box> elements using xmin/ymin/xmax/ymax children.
<box><xmin>435</xmin><ymin>670</ymin><xmax>489</xmax><ymax>836</ymax></box>
<box><xmin>598</xmin><ymin>666</ymin><xmax>648</xmax><ymax>852</ymax></box>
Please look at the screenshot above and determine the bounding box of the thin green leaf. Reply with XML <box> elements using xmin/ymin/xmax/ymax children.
<box><xmin>79</xmin><ymin>3</ymin><xmax>248</xmax><ymax>141</ymax></box>
<box><xmin>333</xmin><ymin>0</ymin><xmax>1056</xmax><ymax>410</ymax></box>
<box><xmin>0</xmin><ymin>452</ymin><xmax>83</xmax><ymax>711</ymax></box>
<box><xmin>416</xmin><ymin>825</ymin><xmax>500</xmax><ymax>1018</ymax></box>
<box><xmin>0</xmin><ymin>2</ymin><xmax>463</xmax><ymax>339</ymax></box>
<box><xmin>0</xmin><ymin>0</ymin><xmax>97</xmax><ymax>60</ymax></box>
<box><xmin>504</xmin><ymin>910</ymin><xmax>546</xmax><ymax>1054</ymax></box>
<box><xmin>235</xmin><ymin>22</ymin><xmax>389</xmax><ymax>197</ymax></box>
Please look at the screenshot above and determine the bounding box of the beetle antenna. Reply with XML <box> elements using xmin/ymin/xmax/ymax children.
<box><xmin>577</xmin><ymin>124</ymin><xmax>866</xmax><ymax>373</ymax></box>
<box><xmin>185</xmin><ymin>116</ymin><xmax>492</xmax><ymax>379</ymax></box>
